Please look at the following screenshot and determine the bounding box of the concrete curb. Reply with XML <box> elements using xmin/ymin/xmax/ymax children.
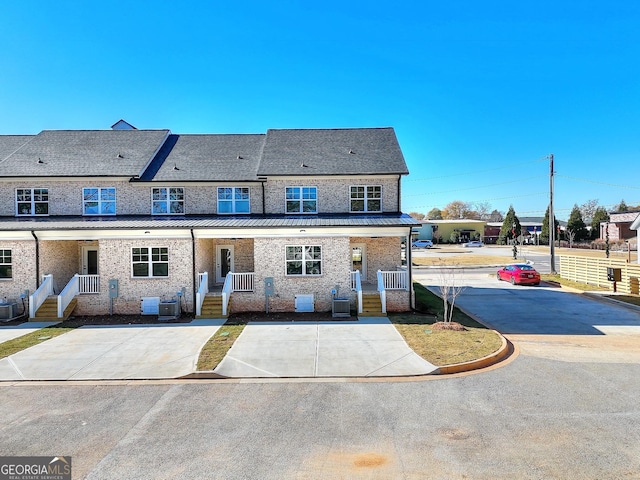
<box><xmin>435</xmin><ymin>333</ymin><xmax>513</xmax><ymax>375</ymax></box>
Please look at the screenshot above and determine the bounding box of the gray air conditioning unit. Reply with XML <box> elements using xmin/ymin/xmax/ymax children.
<box><xmin>0</xmin><ymin>302</ymin><xmax>18</xmax><ymax>321</ymax></box>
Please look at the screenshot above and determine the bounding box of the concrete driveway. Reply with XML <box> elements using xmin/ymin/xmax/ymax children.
<box><xmin>213</xmin><ymin>317</ymin><xmax>438</xmax><ymax>378</ymax></box>
<box><xmin>0</xmin><ymin>319</ymin><xmax>224</xmax><ymax>381</ymax></box>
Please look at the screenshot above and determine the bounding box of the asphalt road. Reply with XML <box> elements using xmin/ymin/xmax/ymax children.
<box><xmin>1</xmin><ymin>271</ymin><xmax>640</xmax><ymax>479</ymax></box>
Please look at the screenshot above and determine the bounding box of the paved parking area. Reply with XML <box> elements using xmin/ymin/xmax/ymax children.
<box><xmin>214</xmin><ymin>317</ymin><xmax>438</xmax><ymax>377</ymax></box>
<box><xmin>0</xmin><ymin>320</ymin><xmax>224</xmax><ymax>381</ymax></box>
<box><xmin>414</xmin><ymin>269</ymin><xmax>640</xmax><ymax>364</ymax></box>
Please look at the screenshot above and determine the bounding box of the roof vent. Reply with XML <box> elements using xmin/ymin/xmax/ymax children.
<box><xmin>37</xmin><ymin>158</ymin><xmax>44</xmax><ymax>164</ymax></box>
<box><xmin>173</xmin><ymin>164</ymin><xmax>180</xmax><ymax>171</ymax></box>
<box><xmin>237</xmin><ymin>155</ymin><xmax>243</xmax><ymax>160</ymax></box>
<box><xmin>348</xmin><ymin>149</ymin><xmax>355</xmax><ymax>154</ymax></box>
<box><xmin>300</xmin><ymin>162</ymin><xmax>308</xmax><ymax>168</ymax></box>
<box><xmin>117</xmin><ymin>153</ymin><xmax>124</xmax><ymax>158</ymax></box>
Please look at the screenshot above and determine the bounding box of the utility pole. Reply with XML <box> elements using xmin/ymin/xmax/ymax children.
<box><xmin>549</xmin><ymin>153</ymin><xmax>556</xmax><ymax>273</ymax></box>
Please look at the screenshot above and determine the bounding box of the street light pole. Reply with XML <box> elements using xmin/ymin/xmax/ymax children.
<box><xmin>549</xmin><ymin>154</ymin><xmax>556</xmax><ymax>273</ymax></box>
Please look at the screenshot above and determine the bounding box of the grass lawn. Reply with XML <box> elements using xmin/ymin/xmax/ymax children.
<box><xmin>197</xmin><ymin>322</ymin><xmax>246</xmax><ymax>371</ymax></box>
<box><xmin>0</xmin><ymin>319</ymin><xmax>84</xmax><ymax>360</ymax></box>
<box><xmin>412</xmin><ymin>254</ymin><xmax>511</xmax><ymax>267</ymax></box>
<box><xmin>540</xmin><ymin>273</ymin><xmax>609</xmax><ymax>291</ymax></box>
<box><xmin>605</xmin><ymin>295</ymin><xmax>640</xmax><ymax>306</ymax></box>
<box><xmin>390</xmin><ymin>283</ymin><xmax>503</xmax><ymax>366</ymax></box>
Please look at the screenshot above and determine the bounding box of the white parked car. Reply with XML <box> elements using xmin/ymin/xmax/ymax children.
<box><xmin>463</xmin><ymin>241</ymin><xmax>484</xmax><ymax>248</ymax></box>
<box><xmin>412</xmin><ymin>240</ymin><xmax>433</xmax><ymax>249</ymax></box>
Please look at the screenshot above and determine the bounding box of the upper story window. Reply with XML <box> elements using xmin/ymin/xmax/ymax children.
<box><xmin>286</xmin><ymin>245</ymin><xmax>322</xmax><ymax>275</ymax></box>
<box><xmin>0</xmin><ymin>249</ymin><xmax>11</xmax><ymax>279</ymax></box>
<box><xmin>152</xmin><ymin>187</ymin><xmax>184</xmax><ymax>215</ymax></box>
<box><xmin>132</xmin><ymin>247</ymin><xmax>168</xmax><ymax>277</ymax></box>
<box><xmin>286</xmin><ymin>186</ymin><xmax>317</xmax><ymax>214</ymax></box>
<box><xmin>83</xmin><ymin>187</ymin><xmax>116</xmax><ymax>215</ymax></box>
<box><xmin>218</xmin><ymin>187</ymin><xmax>250</xmax><ymax>214</ymax></box>
<box><xmin>350</xmin><ymin>185</ymin><xmax>382</xmax><ymax>212</ymax></box>
<box><xmin>16</xmin><ymin>188</ymin><xmax>48</xmax><ymax>216</ymax></box>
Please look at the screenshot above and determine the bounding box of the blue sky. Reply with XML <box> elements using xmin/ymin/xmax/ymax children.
<box><xmin>1</xmin><ymin>1</ymin><xmax>639</xmax><ymax>220</ymax></box>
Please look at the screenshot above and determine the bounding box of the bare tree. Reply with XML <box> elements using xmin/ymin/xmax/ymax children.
<box><xmin>473</xmin><ymin>201</ymin><xmax>492</xmax><ymax>220</ymax></box>
<box><xmin>566</xmin><ymin>228</ymin><xmax>576</xmax><ymax>248</ymax></box>
<box><xmin>579</xmin><ymin>199</ymin><xmax>599</xmax><ymax>224</ymax></box>
<box><xmin>437</xmin><ymin>266</ymin><xmax>465</xmax><ymax>324</ymax></box>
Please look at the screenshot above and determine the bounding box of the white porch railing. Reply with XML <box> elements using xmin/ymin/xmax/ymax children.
<box><xmin>352</xmin><ymin>270</ymin><xmax>363</xmax><ymax>314</ymax></box>
<box><xmin>58</xmin><ymin>274</ymin><xmax>80</xmax><ymax>318</ymax></box>
<box><xmin>221</xmin><ymin>273</ymin><xmax>233</xmax><ymax>316</ymax></box>
<box><xmin>29</xmin><ymin>274</ymin><xmax>54</xmax><ymax>318</ymax></box>
<box><xmin>196</xmin><ymin>271</ymin><xmax>209</xmax><ymax>317</ymax></box>
<box><xmin>231</xmin><ymin>272</ymin><xmax>255</xmax><ymax>292</ymax></box>
<box><xmin>379</xmin><ymin>270</ymin><xmax>409</xmax><ymax>290</ymax></box>
<box><xmin>78</xmin><ymin>274</ymin><xmax>100</xmax><ymax>294</ymax></box>
<box><xmin>375</xmin><ymin>270</ymin><xmax>409</xmax><ymax>315</ymax></box>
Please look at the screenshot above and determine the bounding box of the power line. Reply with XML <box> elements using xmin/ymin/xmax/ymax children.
<box><xmin>556</xmin><ymin>174</ymin><xmax>640</xmax><ymax>190</ymax></box>
<box><xmin>405</xmin><ymin>155</ymin><xmax>548</xmax><ymax>182</ymax></box>
<box><xmin>404</xmin><ymin>175</ymin><xmax>546</xmax><ymax>197</ymax></box>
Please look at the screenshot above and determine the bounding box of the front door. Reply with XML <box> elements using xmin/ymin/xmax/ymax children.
<box><xmin>82</xmin><ymin>246</ymin><xmax>99</xmax><ymax>275</ymax></box>
<box><xmin>216</xmin><ymin>245</ymin><xmax>234</xmax><ymax>283</ymax></box>
<box><xmin>351</xmin><ymin>244</ymin><xmax>366</xmax><ymax>280</ymax></box>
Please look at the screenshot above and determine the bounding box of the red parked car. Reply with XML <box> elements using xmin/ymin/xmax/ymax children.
<box><xmin>497</xmin><ymin>264</ymin><xmax>540</xmax><ymax>286</ymax></box>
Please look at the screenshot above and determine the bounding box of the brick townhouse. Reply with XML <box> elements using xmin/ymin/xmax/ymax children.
<box><xmin>0</xmin><ymin>123</ymin><xmax>417</xmax><ymax>320</ymax></box>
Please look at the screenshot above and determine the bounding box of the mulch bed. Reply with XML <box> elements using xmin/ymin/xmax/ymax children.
<box><xmin>2</xmin><ymin>311</ymin><xmax>349</xmax><ymax>328</ymax></box>
<box><xmin>430</xmin><ymin>321</ymin><xmax>467</xmax><ymax>331</ymax></box>
<box><xmin>227</xmin><ymin>311</ymin><xmax>340</xmax><ymax>324</ymax></box>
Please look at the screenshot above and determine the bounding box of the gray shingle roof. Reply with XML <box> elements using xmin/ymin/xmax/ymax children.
<box><xmin>0</xmin><ymin>127</ymin><xmax>408</xmax><ymax>180</ymax></box>
<box><xmin>0</xmin><ymin>135</ymin><xmax>34</xmax><ymax>163</ymax></box>
<box><xmin>0</xmin><ymin>129</ymin><xmax>169</xmax><ymax>177</ymax></box>
<box><xmin>148</xmin><ymin>134</ymin><xmax>266</xmax><ymax>182</ymax></box>
<box><xmin>0</xmin><ymin>213</ymin><xmax>419</xmax><ymax>231</ymax></box>
<box><xmin>258</xmin><ymin>128</ymin><xmax>408</xmax><ymax>176</ymax></box>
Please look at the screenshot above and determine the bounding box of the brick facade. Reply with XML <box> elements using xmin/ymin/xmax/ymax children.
<box><xmin>263</xmin><ymin>177</ymin><xmax>399</xmax><ymax>214</ymax></box>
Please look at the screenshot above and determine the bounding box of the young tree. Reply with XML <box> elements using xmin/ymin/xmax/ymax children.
<box><xmin>590</xmin><ymin>207</ymin><xmax>610</xmax><ymax>240</ymax></box>
<box><xmin>437</xmin><ymin>267</ymin><xmax>465</xmax><ymax>324</ymax></box>
<box><xmin>498</xmin><ymin>205</ymin><xmax>521</xmax><ymax>245</ymax></box>
<box><xmin>566</xmin><ymin>204</ymin><xmax>588</xmax><ymax>241</ymax></box>
<box><xmin>426</xmin><ymin>207</ymin><xmax>443</xmax><ymax>220</ymax></box>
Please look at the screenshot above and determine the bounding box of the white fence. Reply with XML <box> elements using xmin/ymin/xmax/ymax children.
<box><xmin>231</xmin><ymin>272</ymin><xmax>255</xmax><ymax>292</ymax></box>
<box><xmin>78</xmin><ymin>274</ymin><xmax>100</xmax><ymax>294</ymax></box>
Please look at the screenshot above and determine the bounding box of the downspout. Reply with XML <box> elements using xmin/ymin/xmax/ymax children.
<box><xmin>397</xmin><ymin>176</ymin><xmax>402</xmax><ymax>214</ymax></box>
<box><xmin>261</xmin><ymin>180</ymin><xmax>266</xmax><ymax>214</ymax></box>
<box><xmin>191</xmin><ymin>229</ymin><xmax>196</xmax><ymax>314</ymax></box>
<box><xmin>407</xmin><ymin>227</ymin><xmax>414</xmax><ymax>310</ymax></box>
<box><xmin>31</xmin><ymin>231</ymin><xmax>40</xmax><ymax>288</ymax></box>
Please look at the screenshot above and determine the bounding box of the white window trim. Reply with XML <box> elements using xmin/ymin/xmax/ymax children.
<box><xmin>151</xmin><ymin>187</ymin><xmax>185</xmax><ymax>215</ymax></box>
<box><xmin>83</xmin><ymin>187</ymin><xmax>116</xmax><ymax>216</ymax></box>
<box><xmin>15</xmin><ymin>187</ymin><xmax>49</xmax><ymax>216</ymax></box>
<box><xmin>131</xmin><ymin>247</ymin><xmax>169</xmax><ymax>278</ymax></box>
<box><xmin>285</xmin><ymin>186</ymin><xmax>318</xmax><ymax>214</ymax></box>
<box><xmin>0</xmin><ymin>249</ymin><xmax>11</xmax><ymax>280</ymax></box>
<box><xmin>349</xmin><ymin>185</ymin><xmax>382</xmax><ymax>213</ymax></box>
<box><xmin>217</xmin><ymin>187</ymin><xmax>251</xmax><ymax>214</ymax></box>
<box><xmin>285</xmin><ymin>245</ymin><xmax>322</xmax><ymax>276</ymax></box>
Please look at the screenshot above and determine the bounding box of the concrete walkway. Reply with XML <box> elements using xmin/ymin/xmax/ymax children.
<box><xmin>0</xmin><ymin>321</ymin><xmax>59</xmax><ymax>344</ymax></box>
<box><xmin>213</xmin><ymin>317</ymin><xmax>438</xmax><ymax>378</ymax></box>
<box><xmin>0</xmin><ymin>320</ymin><xmax>224</xmax><ymax>381</ymax></box>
